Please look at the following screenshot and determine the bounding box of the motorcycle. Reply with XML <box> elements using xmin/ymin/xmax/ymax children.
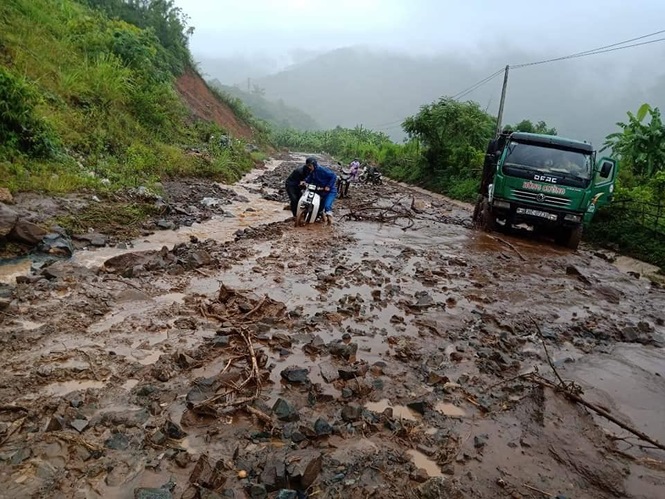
<box><xmin>295</xmin><ymin>183</ymin><xmax>323</xmax><ymax>226</ymax></box>
<box><xmin>336</xmin><ymin>168</ymin><xmax>352</xmax><ymax>198</ymax></box>
<box><xmin>359</xmin><ymin>166</ymin><xmax>382</xmax><ymax>185</ymax></box>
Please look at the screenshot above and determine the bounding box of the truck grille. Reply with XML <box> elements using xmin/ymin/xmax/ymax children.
<box><xmin>511</xmin><ymin>189</ymin><xmax>570</xmax><ymax>207</ymax></box>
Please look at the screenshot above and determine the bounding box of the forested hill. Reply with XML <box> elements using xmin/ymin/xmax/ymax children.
<box><xmin>0</xmin><ymin>0</ymin><xmax>264</xmax><ymax>194</ymax></box>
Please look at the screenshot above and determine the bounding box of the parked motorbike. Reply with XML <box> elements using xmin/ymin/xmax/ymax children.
<box><xmin>336</xmin><ymin>168</ymin><xmax>352</xmax><ymax>198</ymax></box>
<box><xmin>295</xmin><ymin>183</ymin><xmax>323</xmax><ymax>226</ymax></box>
<box><xmin>359</xmin><ymin>166</ymin><xmax>382</xmax><ymax>185</ymax></box>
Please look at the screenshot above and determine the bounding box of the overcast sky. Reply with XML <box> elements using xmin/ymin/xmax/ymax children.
<box><xmin>179</xmin><ymin>0</ymin><xmax>665</xmax><ymax>64</ymax></box>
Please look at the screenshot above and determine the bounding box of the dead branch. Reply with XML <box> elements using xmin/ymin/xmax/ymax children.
<box><xmin>530</xmin><ymin>318</ymin><xmax>569</xmax><ymax>389</ymax></box>
<box><xmin>244</xmin><ymin>405</ymin><xmax>274</xmax><ymax>426</ymax></box>
<box><xmin>528</xmin><ymin>373</ymin><xmax>665</xmax><ymax>451</ymax></box>
<box><xmin>239</xmin><ymin>295</ymin><xmax>267</xmax><ymax>321</ymax></box>
<box><xmin>490</xmin><ymin>236</ymin><xmax>526</xmax><ymax>261</ymax></box>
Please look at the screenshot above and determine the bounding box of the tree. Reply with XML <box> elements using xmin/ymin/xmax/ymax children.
<box><xmin>603</xmin><ymin>104</ymin><xmax>665</xmax><ymax>178</ymax></box>
<box><xmin>508</xmin><ymin>119</ymin><xmax>557</xmax><ymax>135</ymax></box>
<box><xmin>402</xmin><ymin>98</ymin><xmax>495</xmax><ymax>178</ymax></box>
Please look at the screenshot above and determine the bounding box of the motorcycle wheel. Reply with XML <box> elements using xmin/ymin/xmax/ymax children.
<box><xmin>296</xmin><ymin>209</ymin><xmax>306</xmax><ymax>226</ymax></box>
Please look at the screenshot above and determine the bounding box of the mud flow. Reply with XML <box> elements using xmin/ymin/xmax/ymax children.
<box><xmin>0</xmin><ymin>154</ymin><xmax>664</xmax><ymax>499</ymax></box>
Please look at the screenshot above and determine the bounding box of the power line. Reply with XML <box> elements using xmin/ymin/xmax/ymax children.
<box><xmin>451</xmin><ymin>68</ymin><xmax>505</xmax><ymax>101</ymax></box>
<box><xmin>513</xmin><ymin>31</ymin><xmax>665</xmax><ymax>68</ymax></box>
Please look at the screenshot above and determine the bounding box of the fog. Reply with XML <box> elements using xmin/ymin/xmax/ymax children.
<box><xmin>177</xmin><ymin>0</ymin><xmax>665</xmax><ymax>148</ymax></box>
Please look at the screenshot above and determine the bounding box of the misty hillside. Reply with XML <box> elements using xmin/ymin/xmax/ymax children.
<box><xmin>251</xmin><ymin>46</ymin><xmax>665</xmax><ymax>148</ymax></box>
<box><xmin>209</xmin><ymin>79</ymin><xmax>320</xmax><ymax>131</ymax></box>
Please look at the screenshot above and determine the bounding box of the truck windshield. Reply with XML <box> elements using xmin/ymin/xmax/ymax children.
<box><xmin>503</xmin><ymin>142</ymin><xmax>592</xmax><ymax>182</ymax></box>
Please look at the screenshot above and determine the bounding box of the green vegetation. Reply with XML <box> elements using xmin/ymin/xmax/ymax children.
<box><xmin>210</xmin><ymin>80</ymin><xmax>320</xmax><ymax>131</ymax></box>
<box><xmin>0</xmin><ymin>0</ymin><xmax>257</xmax><ymax>195</ymax></box>
<box><xmin>586</xmin><ymin>104</ymin><xmax>665</xmax><ymax>268</ymax></box>
<box><xmin>273</xmin><ymin>99</ymin><xmax>555</xmax><ymax>202</ymax></box>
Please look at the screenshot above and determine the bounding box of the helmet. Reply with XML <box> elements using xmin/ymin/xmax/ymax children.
<box><xmin>305</xmin><ymin>157</ymin><xmax>318</xmax><ymax>166</ymax></box>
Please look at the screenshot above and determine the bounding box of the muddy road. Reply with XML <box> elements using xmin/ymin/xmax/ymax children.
<box><xmin>0</xmin><ymin>154</ymin><xmax>664</xmax><ymax>499</ymax></box>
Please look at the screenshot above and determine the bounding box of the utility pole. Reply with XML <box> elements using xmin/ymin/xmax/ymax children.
<box><xmin>495</xmin><ymin>65</ymin><xmax>510</xmax><ymax>136</ymax></box>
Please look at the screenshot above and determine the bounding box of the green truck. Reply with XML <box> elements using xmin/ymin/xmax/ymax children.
<box><xmin>472</xmin><ymin>131</ymin><xmax>618</xmax><ymax>250</ymax></box>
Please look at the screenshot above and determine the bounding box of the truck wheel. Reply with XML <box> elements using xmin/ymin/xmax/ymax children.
<box><xmin>566</xmin><ymin>225</ymin><xmax>583</xmax><ymax>250</ymax></box>
<box><xmin>479</xmin><ymin>199</ymin><xmax>497</xmax><ymax>232</ymax></box>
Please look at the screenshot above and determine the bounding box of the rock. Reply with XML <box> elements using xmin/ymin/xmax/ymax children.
<box><xmin>9</xmin><ymin>220</ymin><xmax>48</xmax><ymax>245</ymax></box>
<box><xmin>565</xmin><ymin>265</ymin><xmax>592</xmax><ymax>285</ymax></box>
<box><xmin>341</xmin><ymin>404</ymin><xmax>362</xmax><ymax>422</ymax></box>
<box><xmin>164</xmin><ymin>420</ymin><xmax>186</xmax><ymax>440</ymax></box>
<box><xmin>426</xmin><ymin>371</ymin><xmax>449</xmax><ymax>385</ymax></box>
<box><xmin>45</xmin><ymin>416</ymin><xmax>65</xmax><ymax>432</ymax></box>
<box><xmin>473</xmin><ymin>434</ymin><xmax>488</xmax><ymax>449</ymax></box>
<box><xmin>0</xmin><ymin>188</ymin><xmax>13</xmax><ymax>204</ymax></box>
<box><xmin>272</xmin><ymin>332</ymin><xmax>292</xmax><ymax>348</ymax></box>
<box><xmin>449</xmin><ymin>352</ymin><xmax>463</xmax><ymax>362</ymax></box>
<box><xmin>100</xmin><ymin>408</ymin><xmax>150</xmax><ymax>428</ymax></box>
<box><xmin>407</xmin><ymin>400</ymin><xmax>429</xmax><ymax>415</ymax></box>
<box><xmin>328</xmin><ymin>340</ymin><xmax>358</xmax><ymax>360</ymax></box>
<box><xmin>38</xmin><ymin>233</ymin><xmax>74</xmax><ymax>257</ymax></box>
<box><xmin>411</xmin><ymin>468</ymin><xmax>430</xmax><ymax>483</ymax></box>
<box><xmin>156</xmin><ymin>220</ymin><xmax>175</xmax><ymax>230</ymax></box>
<box><xmin>213</xmin><ymin>335</ymin><xmax>231</xmax><ymax>348</ymax></box>
<box><xmin>70</xmin><ymin>419</ymin><xmax>89</xmax><ymax>433</ymax></box>
<box><xmin>272</xmin><ymin>398</ymin><xmax>299</xmax><ymax>422</ymax></box>
<box><xmin>151</xmin><ymin>430</ymin><xmax>167</xmax><ymax>446</ymax></box>
<box><xmin>248</xmin><ymin>484</ymin><xmax>267</xmax><ymax>499</ymax></box>
<box><xmin>189</xmin><ymin>455</ymin><xmax>226</xmax><ymax>490</ymax></box>
<box><xmin>413</xmin><ymin>291</ymin><xmax>435</xmax><ymax>308</ymax></box>
<box><xmin>276</xmin><ymin>491</ymin><xmax>298</xmax><ymax>499</ymax></box>
<box><xmin>280</xmin><ymin>367</ymin><xmax>310</xmax><ymax>384</ymax></box>
<box><xmin>134</xmin><ymin>488</ymin><xmax>173</xmax><ymax>499</ymax></box>
<box><xmin>417</xmin><ymin>476</ymin><xmax>464</xmax><ymax>499</ymax></box>
<box><xmin>0</xmin><ymin>203</ymin><xmax>18</xmax><ymax>236</ymax></box>
<box><xmin>338</xmin><ymin>362</ymin><xmax>369</xmax><ymax>380</ymax></box>
<box><xmin>105</xmin><ymin>433</ymin><xmax>130</xmax><ymax>450</ymax></box>
<box><xmin>417</xmin><ymin>444</ymin><xmax>437</xmax><ymax>457</ymax></box>
<box><xmin>314</xmin><ymin>418</ymin><xmax>333</xmax><ymax>436</ymax></box>
<box><xmin>260</xmin><ymin>456</ymin><xmax>287</xmax><ymax>491</ymax></box>
<box><xmin>175</xmin><ymin>451</ymin><xmax>190</xmax><ymax>468</ymax></box>
<box><xmin>286</xmin><ymin>450</ymin><xmax>322</xmax><ymax>489</ymax></box>
<box><xmin>319</xmin><ymin>361</ymin><xmax>339</xmax><ymax>383</ymax></box>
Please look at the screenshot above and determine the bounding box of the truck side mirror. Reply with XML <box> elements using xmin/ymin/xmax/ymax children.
<box><xmin>599</xmin><ymin>161</ymin><xmax>613</xmax><ymax>178</ymax></box>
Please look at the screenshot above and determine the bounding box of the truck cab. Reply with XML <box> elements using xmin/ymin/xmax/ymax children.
<box><xmin>472</xmin><ymin>132</ymin><xmax>618</xmax><ymax>249</ymax></box>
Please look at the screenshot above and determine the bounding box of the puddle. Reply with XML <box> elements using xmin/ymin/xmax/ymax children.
<box><xmin>15</xmin><ymin>319</ymin><xmax>45</xmax><ymax>330</ymax></box>
<box><xmin>42</xmin><ymin>380</ymin><xmax>106</xmax><ymax>397</ymax></box>
<box><xmin>435</xmin><ymin>402</ymin><xmax>467</xmax><ymax>418</ymax></box>
<box><xmin>87</xmin><ymin>293</ymin><xmax>185</xmax><ymax>333</ymax></box>
<box><xmin>614</xmin><ymin>255</ymin><xmax>663</xmax><ymax>280</ymax></box>
<box><xmin>71</xmin><ymin>158</ymin><xmax>291</xmax><ymax>270</ymax></box>
<box><xmin>365</xmin><ymin>399</ymin><xmax>420</xmax><ymax>421</ymax></box>
<box><xmin>562</xmin><ymin>344</ymin><xmax>665</xmax><ymax>447</ymax></box>
<box><xmin>407</xmin><ymin>449</ymin><xmax>443</xmax><ymax>477</ymax></box>
<box><xmin>135</xmin><ymin>350</ymin><xmax>163</xmax><ymax>366</ymax></box>
<box><xmin>0</xmin><ymin>258</ymin><xmax>31</xmax><ymax>285</ymax></box>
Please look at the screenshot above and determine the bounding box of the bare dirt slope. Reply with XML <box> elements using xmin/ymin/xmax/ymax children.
<box><xmin>176</xmin><ymin>68</ymin><xmax>255</xmax><ymax>141</ymax></box>
<box><xmin>0</xmin><ymin>156</ymin><xmax>663</xmax><ymax>499</ymax></box>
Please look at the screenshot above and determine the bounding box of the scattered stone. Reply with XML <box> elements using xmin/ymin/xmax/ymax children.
<box><xmin>272</xmin><ymin>398</ymin><xmax>299</xmax><ymax>422</ymax></box>
<box><xmin>285</xmin><ymin>450</ymin><xmax>322</xmax><ymax>490</ymax></box>
<box><xmin>134</xmin><ymin>488</ymin><xmax>172</xmax><ymax>499</ymax></box>
<box><xmin>276</xmin><ymin>491</ymin><xmax>298</xmax><ymax>499</ymax></box>
<box><xmin>157</xmin><ymin>220</ymin><xmax>175</xmax><ymax>230</ymax></box>
<box><xmin>280</xmin><ymin>367</ymin><xmax>310</xmax><ymax>384</ymax></box>
<box><xmin>328</xmin><ymin>340</ymin><xmax>358</xmax><ymax>360</ymax></box>
<box><xmin>9</xmin><ymin>220</ymin><xmax>48</xmax><ymax>245</ymax></box>
<box><xmin>565</xmin><ymin>265</ymin><xmax>592</xmax><ymax>285</ymax></box>
<box><xmin>341</xmin><ymin>404</ymin><xmax>362</xmax><ymax>422</ymax></box>
<box><xmin>213</xmin><ymin>335</ymin><xmax>231</xmax><ymax>348</ymax></box>
<box><xmin>417</xmin><ymin>476</ymin><xmax>464</xmax><ymax>499</ymax></box>
<box><xmin>413</xmin><ymin>291</ymin><xmax>435</xmax><ymax>308</ymax></box>
<box><xmin>407</xmin><ymin>400</ymin><xmax>429</xmax><ymax>415</ymax></box>
<box><xmin>0</xmin><ymin>203</ymin><xmax>18</xmax><ymax>236</ymax></box>
<box><xmin>45</xmin><ymin>416</ymin><xmax>65</xmax><ymax>432</ymax></box>
<box><xmin>38</xmin><ymin>233</ymin><xmax>74</xmax><ymax>256</ymax></box>
<box><xmin>417</xmin><ymin>444</ymin><xmax>437</xmax><ymax>457</ymax></box>
<box><xmin>105</xmin><ymin>433</ymin><xmax>130</xmax><ymax>451</ymax></box>
<box><xmin>338</xmin><ymin>361</ymin><xmax>368</xmax><ymax>380</ymax></box>
<box><xmin>319</xmin><ymin>361</ymin><xmax>339</xmax><ymax>383</ymax></box>
<box><xmin>164</xmin><ymin>421</ymin><xmax>186</xmax><ymax>440</ymax></box>
<box><xmin>70</xmin><ymin>419</ymin><xmax>89</xmax><ymax>433</ymax></box>
<box><xmin>474</xmin><ymin>434</ymin><xmax>488</xmax><ymax>449</ymax></box>
<box><xmin>189</xmin><ymin>455</ymin><xmax>226</xmax><ymax>490</ymax></box>
<box><xmin>248</xmin><ymin>484</ymin><xmax>267</xmax><ymax>499</ymax></box>
<box><xmin>411</xmin><ymin>468</ymin><xmax>430</xmax><ymax>483</ymax></box>
<box><xmin>314</xmin><ymin>418</ymin><xmax>333</xmax><ymax>436</ymax></box>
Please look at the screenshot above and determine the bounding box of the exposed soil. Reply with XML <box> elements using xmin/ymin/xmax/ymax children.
<box><xmin>0</xmin><ymin>156</ymin><xmax>664</xmax><ymax>499</ymax></box>
<box><xmin>175</xmin><ymin>68</ymin><xmax>254</xmax><ymax>141</ymax></box>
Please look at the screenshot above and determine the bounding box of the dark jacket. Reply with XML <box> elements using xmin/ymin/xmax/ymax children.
<box><xmin>285</xmin><ymin>165</ymin><xmax>309</xmax><ymax>186</ymax></box>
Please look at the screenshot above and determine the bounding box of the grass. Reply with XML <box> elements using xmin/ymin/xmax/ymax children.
<box><xmin>54</xmin><ymin>201</ymin><xmax>162</xmax><ymax>238</ymax></box>
<box><xmin>0</xmin><ymin>0</ymin><xmax>263</xmax><ymax>196</ymax></box>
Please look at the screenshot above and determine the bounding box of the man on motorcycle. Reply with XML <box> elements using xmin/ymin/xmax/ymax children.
<box><xmin>285</xmin><ymin>162</ymin><xmax>310</xmax><ymax>216</ymax></box>
<box><xmin>302</xmin><ymin>157</ymin><xmax>337</xmax><ymax>225</ymax></box>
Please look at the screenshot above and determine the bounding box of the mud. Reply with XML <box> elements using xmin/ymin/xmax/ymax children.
<box><xmin>0</xmin><ymin>155</ymin><xmax>664</xmax><ymax>499</ymax></box>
